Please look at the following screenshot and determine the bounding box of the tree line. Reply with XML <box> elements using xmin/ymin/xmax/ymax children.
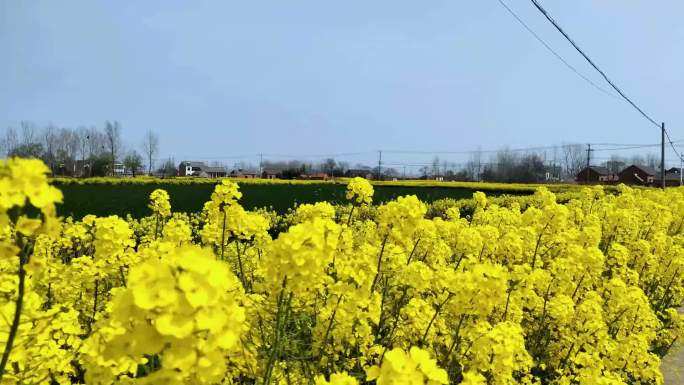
<box><xmin>2</xmin><ymin>124</ymin><xmax>664</xmax><ymax>182</ymax></box>
<box><xmin>1</xmin><ymin>121</ymin><xmax>161</xmax><ymax>177</ymax></box>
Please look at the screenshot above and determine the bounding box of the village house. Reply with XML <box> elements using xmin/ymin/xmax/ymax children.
<box><xmin>618</xmin><ymin>165</ymin><xmax>656</xmax><ymax>186</ymax></box>
<box><xmin>345</xmin><ymin>168</ymin><xmax>374</xmax><ymax>179</ymax></box>
<box><xmin>576</xmin><ymin>163</ymin><xmax>682</xmax><ymax>187</ymax></box>
<box><xmin>261</xmin><ymin>169</ymin><xmax>281</xmax><ymax>179</ymax></box>
<box><xmin>230</xmin><ymin>168</ymin><xmax>259</xmax><ymax>178</ymax></box>
<box><xmin>178</xmin><ymin>161</ymin><xmax>227</xmax><ymax>178</ymax></box>
<box><xmin>299</xmin><ymin>172</ymin><xmax>329</xmax><ymax>180</ymax></box>
<box><xmin>655</xmin><ymin>168</ymin><xmax>682</xmax><ymax>187</ymax></box>
<box><xmin>575</xmin><ymin>166</ymin><xmax>617</xmax><ymax>184</ymax></box>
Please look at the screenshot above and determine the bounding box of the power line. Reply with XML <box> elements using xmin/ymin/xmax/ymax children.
<box><xmin>591</xmin><ymin>141</ymin><xmax>684</xmax><ymax>147</ymax></box>
<box><xmin>174</xmin><ymin>154</ymin><xmax>259</xmax><ymax>160</ymax></box>
<box><xmin>262</xmin><ymin>151</ymin><xmax>373</xmax><ymax>159</ymax></box>
<box><xmin>593</xmin><ymin>144</ymin><xmax>663</xmax><ymax>152</ymax></box>
<box><xmin>529</xmin><ymin>0</ymin><xmax>662</xmax><ymax>129</ymax></box>
<box><xmin>664</xmin><ymin>129</ymin><xmax>683</xmax><ymax>159</ymax></box>
<box><xmin>384</xmin><ymin>145</ymin><xmax>567</xmax><ymax>155</ymax></box>
<box><xmin>383</xmin><ymin>140</ymin><xmax>683</xmax><ymax>156</ymax></box>
<box><xmin>162</xmin><ymin>139</ymin><xmax>684</xmax><ymax>167</ymax></box>
<box><xmin>494</xmin><ymin>0</ymin><xmax>620</xmax><ymax>100</ymax></box>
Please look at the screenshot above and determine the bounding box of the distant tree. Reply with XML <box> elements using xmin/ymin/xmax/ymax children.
<box><xmin>51</xmin><ymin>127</ymin><xmax>80</xmax><ymax>175</ymax></box>
<box><xmin>562</xmin><ymin>144</ymin><xmax>585</xmax><ymax>179</ymax></box>
<box><xmin>87</xmin><ymin>126</ymin><xmax>106</xmax><ymax>160</ymax></box>
<box><xmin>1</xmin><ymin>126</ymin><xmax>18</xmax><ymax>157</ymax></box>
<box><xmin>645</xmin><ymin>153</ymin><xmax>659</xmax><ymax>169</ymax></box>
<box><xmin>604</xmin><ymin>155</ymin><xmax>626</xmax><ymax>175</ymax></box>
<box><xmin>480</xmin><ymin>165</ymin><xmax>496</xmax><ymax>181</ymax></box>
<box><xmin>104</xmin><ymin>121</ymin><xmax>122</xmax><ymax>175</ymax></box>
<box><xmin>322</xmin><ymin>158</ymin><xmax>336</xmax><ymax>176</ymax></box>
<box><xmin>156</xmin><ymin>158</ymin><xmax>177</xmax><ymax>177</ymax></box>
<box><xmin>20</xmin><ymin>121</ymin><xmax>36</xmax><ymax>147</ymax></box>
<box><xmin>418</xmin><ymin>166</ymin><xmax>429</xmax><ymax>179</ymax></box>
<box><xmin>451</xmin><ymin>169</ymin><xmax>469</xmax><ymax>181</ymax></box>
<box><xmin>431</xmin><ymin>157</ymin><xmax>441</xmax><ymax>178</ymax></box>
<box><xmin>10</xmin><ymin>143</ymin><xmax>44</xmax><ymax>159</ymax></box>
<box><xmin>495</xmin><ymin>148</ymin><xmax>518</xmax><ymax>182</ymax></box>
<box><xmin>384</xmin><ymin>167</ymin><xmax>399</xmax><ymax>178</ymax></box>
<box><xmin>141</xmin><ymin>129</ymin><xmax>159</xmax><ymax>175</ymax></box>
<box><xmin>468</xmin><ymin>149</ymin><xmax>483</xmax><ymax>181</ymax></box>
<box><xmin>124</xmin><ymin>151</ymin><xmax>144</xmax><ymax>177</ymax></box>
<box><xmin>41</xmin><ymin>125</ymin><xmax>57</xmax><ymax>172</ymax></box>
<box><xmin>514</xmin><ymin>153</ymin><xmax>546</xmax><ymax>183</ymax></box>
<box><xmin>91</xmin><ymin>153</ymin><xmax>112</xmax><ymax>177</ymax></box>
<box><xmin>335</xmin><ymin>161</ymin><xmax>349</xmax><ymax>177</ymax></box>
<box><xmin>630</xmin><ymin>155</ymin><xmax>646</xmax><ymax>167</ymax></box>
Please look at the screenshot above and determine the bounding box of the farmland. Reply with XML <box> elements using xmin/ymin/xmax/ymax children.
<box><xmin>52</xmin><ymin>178</ymin><xmax>546</xmax><ymax>218</ymax></box>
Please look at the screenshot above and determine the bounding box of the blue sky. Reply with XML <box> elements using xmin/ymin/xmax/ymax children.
<box><xmin>2</xmin><ymin>1</ymin><xmax>683</xmax><ymax>167</ymax></box>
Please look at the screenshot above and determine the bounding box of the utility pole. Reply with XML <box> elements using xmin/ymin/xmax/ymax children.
<box><xmin>259</xmin><ymin>153</ymin><xmax>263</xmax><ymax>177</ymax></box>
<box><xmin>680</xmin><ymin>155</ymin><xmax>683</xmax><ymax>187</ymax></box>
<box><xmin>478</xmin><ymin>160</ymin><xmax>482</xmax><ymax>182</ymax></box>
<box><xmin>585</xmin><ymin>144</ymin><xmax>592</xmax><ymax>183</ymax></box>
<box><xmin>377</xmin><ymin>150</ymin><xmax>382</xmax><ymax>181</ymax></box>
<box><xmin>661</xmin><ymin>123</ymin><xmax>666</xmax><ymax>189</ymax></box>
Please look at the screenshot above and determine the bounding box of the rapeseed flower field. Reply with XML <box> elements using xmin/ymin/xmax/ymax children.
<box><xmin>1</xmin><ymin>158</ymin><xmax>682</xmax><ymax>385</ymax></box>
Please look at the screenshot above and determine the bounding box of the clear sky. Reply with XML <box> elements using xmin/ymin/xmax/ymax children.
<box><xmin>2</xmin><ymin>1</ymin><xmax>683</xmax><ymax>168</ymax></box>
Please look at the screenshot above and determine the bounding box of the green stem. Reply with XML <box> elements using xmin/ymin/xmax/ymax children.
<box><xmin>531</xmin><ymin>219</ymin><xmax>553</xmax><ymax>269</ymax></box>
<box><xmin>92</xmin><ymin>279</ymin><xmax>99</xmax><ymax>324</ymax></box>
<box><xmin>420</xmin><ymin>294</ymin><xmax>452</xmax><ymax>346</ymax></box>
<box><xmin>370</xmin><ymin>234</ymin><xmax>390</xmax><ymax>292</ymax></box>
<box><xmin>0</xmin><ymin>237</ymin><xmax>31</xmax><ymax>381</ymax></box>
<box><xmin>220</xmin><ymin>209</ymin><xmax>227</xmax><ymax>260</ymax></box>
<box><xmin>571</xmin><ymin>273</ymin><xmax>585</xmax><ymax>300</ymax></box>
<box><xmin>154</xmin><ymin>214</ymin><xmax>159</xmax><ymax>240</ymax></box>
<box><xmin>406</xmin><ymin>239</ymin><xmax>421</xmax><ymax>265</ymax></box>
<box><xmin>263</xmin><ymin>278</ymin><xmax>288</xmax><ymax>385</ymax></box>
<box><xmin>235</xmin><ymin>241</ymin><xmax>248</xmax><ymax>290</ymax></box>
<box><xmin>317</xmin><ymin>295</ymin><xmax>344</xmax><ymax>365</ymax></box>
<box><xmin>502</xmin><ymin>284</ymin><xmax>515</xmax><ymax>322</ymax></box>
<box><xmin>346</xmin><ymin>206</ymin><xmax>355</xmax><ymax>227</ymax></box>
<box><xmin>444</xmin><ymin>314</ymin><xmax>467</xmax><ymax>364</ymax></box>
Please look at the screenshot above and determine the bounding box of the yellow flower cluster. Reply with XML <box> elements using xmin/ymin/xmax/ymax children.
<box><xmin>81</xmin><ymin>246</ymin><xmax>246</xmax><ymax>385</ymax></box>
<box><xmin>346</xmin><ymin>177</ymin><xmax>374</xmax><ymax>205</ymax></box>
<box><xmin>292</xmin><ymin>201</ymin><xmax>336</xmax><ymax>224</ymax></box>
<box><xmin>366</xmin><ymin>347</ymin><xmax>448</xmax><ymax>385</ymax></box>
<box><xmin>1</xmin><ymin>159</ymin><xmax>683</xmax><ymax>385</ymax></box>
<box><xmin>148</xmin><ymin>188</ymin><xmax>171</xmax><ymax>218</ymax></box>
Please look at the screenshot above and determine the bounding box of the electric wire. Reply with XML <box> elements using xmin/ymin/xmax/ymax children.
<box><xmin>529</xmin><ymin>0</ymin><xmax>661</xmax><ymax>129</ymax></box>
<box><xmin>495</xmin><ymin>0</ymin><xmax>620</xmax><ymax>100</ymax></box>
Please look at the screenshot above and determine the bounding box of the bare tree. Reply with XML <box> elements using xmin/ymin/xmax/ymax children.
<box><xmin>431</xmin><ymin>156</ymin><xmax>441</xmax><ymax>178</ymax></box>
<box><xmin>630</xmin><ymin>155</ymin><xmax>646</xmax><ymax>167</ymax></box>
<box><xmin>561</xmin><ymin>143</ymin><xmax>584</xmax><ymax>179</ymax></box>
<box><xmin>157</xmin><ymin>157</ymin><xmax>177</xmax><ymax>177</ymax></box>
<box><xmin>104</xmin><ymin>121</ymin><xmax>122</xmax><ymax>175</ymax></box>
<box><xmin>2</xmin><ymin>127</ymin><xmax>18</xmax><ymax>157</ymax></box>
<box><xmin>551</xmin><ymin>145</ymin><xmax>559</xmax><ymax>180</ymax></box>
<box><xmin>466</xmin><ymin>149</ymin><xmax>483</xmax><ymax>181</ymax></box>
<box><xmin>20</xmin><ymin>121</ymin><xmax>36</xmax><ymax>146</ymax></box>
<box><xmin>87</xmin><ymin>126</ymin><xmax>105</xmax><ymax>159</ymax></box>
<box><xmin>77</xmin><ymin>127</ymin><xmax>88</xmax><ymax>160</ymax></box>
<box><xmin>322</xmin><ymin>158</ymin><xmax>336</xmax><ymax>176</ymax></box>
<box><xmin>494</xmin><ymin>147</ymin><xmax>518</xmax><ymax>182</ymax></box>
<box><xmin>603</xmin><ymin>154</ymin><xmax>625</xmax><ymax>175</ymax></box>
<box><xmin>141</xmin><ymin>129</ymin><xmax>159</xmax><ymax>175</ymax></box>
<box><xmin>40</xmin><ymin>124</ymin><xmax>58</xmax><ymax>171</ymax></box>
<box><xmin>645</xmin><ymin>153</ymin><xmax>658</xmax><ymax>169</ymax></box>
